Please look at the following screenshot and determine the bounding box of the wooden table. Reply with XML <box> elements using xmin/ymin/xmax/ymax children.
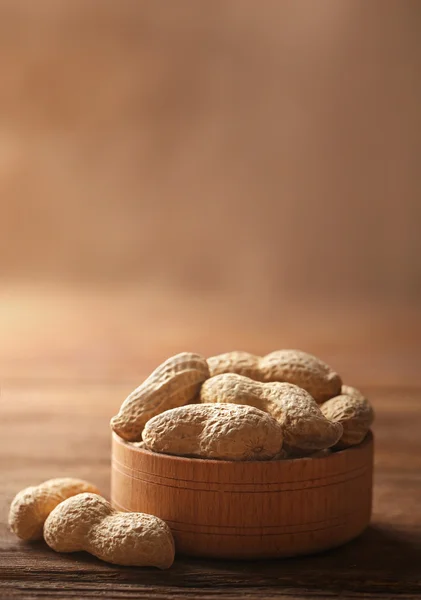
<box><xmin>1</xmin><ymin>288</ymin><xmax>420</xmax><ymax>599</ymax></box>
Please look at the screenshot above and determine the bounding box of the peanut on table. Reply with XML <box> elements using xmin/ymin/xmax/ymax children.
<box><xmin>9</xmin><ymin>348</ymin><xmax>374</xmax><ymax>568</ymax></box>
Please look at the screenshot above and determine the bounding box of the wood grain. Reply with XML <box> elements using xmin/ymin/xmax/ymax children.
<box><xmin>0</xmin><ymin>0</ymin><xmax>420</xmax><ymax>592</ymax></box>
<box><xmin>0</xmin><ymin>290</ymin><xmax>420</xmax><ymax>598</ymax></box>
<box><xmin>1</xmin><ymin>384</ymin><xmax>420</xmax><ymax>598</ymax></box>
<box><xmin>111</xmin><ymin>433</ymin><xmax>373</xmax><ymax>559</ymax></box>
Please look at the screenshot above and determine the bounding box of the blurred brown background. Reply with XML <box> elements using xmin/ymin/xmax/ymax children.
<box><xmin>2</xmin><ymin>4</ymin><xmax>420</xmax><ymax>591</ymax></box>
<box><xmin>0</xmin><ymin>0</ymin><xmax>420</xmax><ymax>384</ymax></box>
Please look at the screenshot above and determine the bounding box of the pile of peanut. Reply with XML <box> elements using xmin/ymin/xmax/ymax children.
<box><xmin>9</xmin><ymin>349</ymin><xmax>373</xmax><ymax>568</ymax></box>
<box><xmin>112</xmin><ymin>350</ymin><xmax>374</xmax><ymax>460</ymax></box>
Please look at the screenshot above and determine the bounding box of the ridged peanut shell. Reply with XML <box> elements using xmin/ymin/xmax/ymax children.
<box><xmin>44</xmin><ymin>493</ymin><xmax>175</xmax><ymax>569</ymax></box>
<box><xmin>341</xmin><ymin>384</ymin><xmax>366</xmax><ymax>401</ymax></box>
<box><xmin>8</xmin><ymin>478</ymin><xmax>100</xmax><ymax>541</ymax></box>
<box><xmin>200</xmin><ymin>373</ymin><xmax>343</xmax><ymax>452</ymax></box>
<box><xmin>142</xmin><ymin>403</ymin><xmax>284</xmax><ymax>461</ymax></box>
<box><xmin>111</xmin><ymin>352</ymin><xmax>209</xmax><ymax>441</ymax></box>
<box><xmin>208</xmin><ymin>351</ymin><xmax>262</xmax><ymax>380</ymax></box>
<box><xmin>260</xmin><ymin>349</ymin><xmax>342</xmax><ymax>403</ymax></box>
<box><xmin>320</xmin><ymin>390</ymin><xmax>374</xmax><ymax>448</ymax></box>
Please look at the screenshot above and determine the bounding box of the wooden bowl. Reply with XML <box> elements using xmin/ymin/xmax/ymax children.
<box><xmin>111</xmin><ymin>431</ymin><xmax>373</xmax><ymax>559</ymax></box>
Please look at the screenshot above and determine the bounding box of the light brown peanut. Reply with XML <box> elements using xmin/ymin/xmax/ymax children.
<box><xmin>8</xmin><ymin>478</ymin><xmax>100</xmax><ymax>541</ymax></box>
<box><xmin>208</xmin><ymin>351</ymin><xmax>262</xmax><ymax>381</ymax></box>
<box><xmin>207</xmin><ymin>349</ymin><xmax>342</xmax><ymax>403</ymax></box>
<box><xmin>341</xmin><ymin>384</ymin><xmax>365</xmax><ymax>401</ymax></box>
<box><xmin>320</xmin><ymin>387</ymin><xmax>374</xmax><ymax>448</ymax></box>
<box><xmin>142</xmin><ymin>403</ymin><xmax>284</xmax><ymax>460</ymax></box>
<box><xmin>43</xmin><ymin>493</ymin><xmax>175</xmax><ymax>569</ymax></box>
<box><xmin>111</xmin><ymin>352</ymin><xmax>209</xmax><ymax>442</ymax></box>
<box><xmin>200</xmin><ymin>373</ymin><xmax>343</xmax><ymax>453</ymax></box>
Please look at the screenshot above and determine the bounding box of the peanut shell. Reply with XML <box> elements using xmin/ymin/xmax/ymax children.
<box><xmin>142</xmin><ymin>403</ymin><xmax>284</xmax><ymax>461</ymax></box>
<box><xmin>111</xmin><ymin>352</ymin><xmax>209</xmax><ymax>441</ymax></box>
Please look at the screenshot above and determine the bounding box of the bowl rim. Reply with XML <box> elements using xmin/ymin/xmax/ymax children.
<box><xmin>112</xmin><ymin>430</ymin><xmax>373</xmax><ymax>467</ymax></box>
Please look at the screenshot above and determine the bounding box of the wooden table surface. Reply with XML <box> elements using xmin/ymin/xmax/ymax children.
<box><xmin>1</xmin><ymin>288</ymin><xmax>420</xmax><ymax>599</ymax></box>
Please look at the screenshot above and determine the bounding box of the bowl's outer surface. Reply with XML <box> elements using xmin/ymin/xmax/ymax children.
<box><xmin>111</xmin><ymin>432</ymin><xmax>373</xmax><ymax>559</ymax></box>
